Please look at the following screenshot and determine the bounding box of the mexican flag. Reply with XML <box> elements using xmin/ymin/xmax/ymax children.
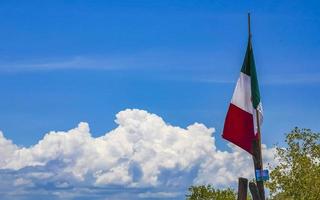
<box><xmin>222</xmin><ymin>36</ymin><xmax>263</xmax><ymax>154</ymax></box>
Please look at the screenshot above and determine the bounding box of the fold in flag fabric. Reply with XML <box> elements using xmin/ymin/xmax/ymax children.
<box><xmin>222</xmin><ymin>36</ymin><xmax>263</xmax><ymax>154</ymax></box>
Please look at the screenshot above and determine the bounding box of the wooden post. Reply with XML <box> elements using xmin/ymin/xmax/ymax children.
<box><xmin>249</xmin><ymin>182</ymin><xmax>262</xmax><ymax>200</ymax></box>
<box><xmin>237</xmin><ymin>177</ymin><xmax>248</xmax><ymax>200</ymax></box>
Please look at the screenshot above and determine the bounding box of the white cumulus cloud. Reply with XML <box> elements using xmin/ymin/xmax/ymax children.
<box><xmin>0</xmin><ymin>109</ymin><xmax>276</xmax><ymax>200</ymax></box>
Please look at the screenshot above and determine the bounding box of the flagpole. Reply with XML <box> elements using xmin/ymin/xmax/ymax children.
<box><xmin>255</xmin><ymin>110</ymin><xmax>265</xmax><ymax>200</ymax></box>
<box><xmin>248</xmin><ymin>13</ymin><xmax>251</xmax><ymax>38</ymax></box>
<box><xmin>248</xmin><ymin>13</ymin><xmax>266</xmax><ymax>200</ymax></box>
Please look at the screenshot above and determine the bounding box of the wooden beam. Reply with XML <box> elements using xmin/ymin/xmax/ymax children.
<box><xmin>249</xmin><ymin>182</ymin><xmax>262</xmax><ymax>200</ymax></box>
<box><xmin>237</xmin><ymin>177</ymin><xmax>248</xmax><ymax>200</ymax></box>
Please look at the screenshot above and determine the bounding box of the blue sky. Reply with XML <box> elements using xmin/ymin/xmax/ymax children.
<box><xmin>1</xmin><ymin>0</ymin><xmax>319</xmax><ymax>148</ymax></box>
<box><xmin>0</xmin><ymin>1</ymin><xmax>319</xmax><ymax>199</ymax></box>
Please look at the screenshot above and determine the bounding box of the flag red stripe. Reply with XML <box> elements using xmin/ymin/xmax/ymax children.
<box><xmin>222</xmin><ymin>103</ymin><xmax>258</xmax><ymax>154</ymax></box>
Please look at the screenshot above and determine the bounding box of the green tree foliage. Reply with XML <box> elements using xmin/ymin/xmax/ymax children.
<box><xmin>186</xmin><ymin>185</ymin><xmax>236</xmax><ymax>200</ymax></box>
<box><xmin>267</xmin><ymin>128</ymin><xmax>320</xmax><ymax>200</ymax></box>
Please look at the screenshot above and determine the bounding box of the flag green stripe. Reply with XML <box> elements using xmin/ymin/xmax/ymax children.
<box><xmin>240</xmin><ymin>40</ymin><xmax>252</xmax><ymax>76</ymax></box>
<box><xmin>240</xmin><ymin>37</ymin><xmax>261</xmax><ymax>109</ymax></box>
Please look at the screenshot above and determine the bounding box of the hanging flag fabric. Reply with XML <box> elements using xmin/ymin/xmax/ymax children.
<box><xmin>222</xmin><ymin>37</ymin><xmax>263</xmax><ymax>154</ymax></box>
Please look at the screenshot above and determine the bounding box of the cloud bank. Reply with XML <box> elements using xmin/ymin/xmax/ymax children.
<box><xmin>0</xmin><ymin>109</ymin><xmax>276</xmax><ymax>200</ymax></box>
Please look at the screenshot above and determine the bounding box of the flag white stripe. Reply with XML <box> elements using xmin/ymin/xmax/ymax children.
<box><xmin>231</xmin><ymin>72</ymin><xmax>254</xmax><ymax>114</ymax></box>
